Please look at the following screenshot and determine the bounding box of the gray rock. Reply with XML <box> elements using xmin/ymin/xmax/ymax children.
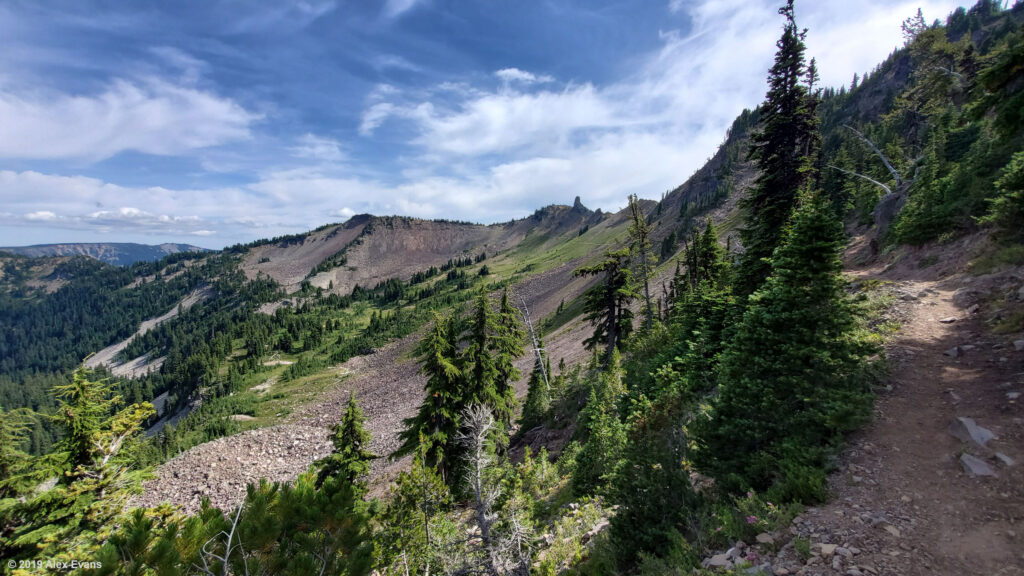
<box><xmin>967</xmin><ymin>304</ymin><xmax>980</xmax><ymax>314</ymax></box>
<box><xmin>1007</xmin><ymin>392</ymin><xmax>1021</xmax><ymax>400</ymax></box>
<box><xmin>960</xmin><ymin>453</ymin><xmax>997</xmax><ymax>477</ymax></box>
<box><xmin>1018</xmin><ymin>285</ymin><xmax>1024</xmax><ymax>301</ymax></box>
<box><xmin>756</xmin><ymin>532</ymin><xmax>775</xmax><ymax>545</ymax></box>
<box><xmin>949</xmin><ymin>417</ymin><xmax>997</xmax><ymax>448</ymax></box>
<box><xmin>705</xmin><ymin>554</ymin><xmax>731</xmax><ymax>569</ymax></box>
<box><xmin>996</xmin><ymin>452</ymin><xmax>1015</xmax><ymax>467</ymax></box>
<box><xmin>820</xmin><ymin>543</ymin><xmax>837</xmax><ymax>558</ymax></box>
<box><xmin>1014</xmin><ymin>340</ymin><xmax>1024</xmax><ymax>352</ymax></box>
<box><xmin>944</xmin><ymin>346</ymin><xmax>961</xmax><ymax>358</ymax></box>
<box><xmin>939</xmin><ymin>316</ymin><xmax>957</xmax><ymax>324</ymax></box>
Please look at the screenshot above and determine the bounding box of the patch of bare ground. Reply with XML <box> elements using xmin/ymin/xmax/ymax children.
<box><xmin>135</xmin><ymin>270</ymin><xmax>591</xmax><ymax>512</ymax></box>
<box><xmin>85</xmin><ymin>286</ymin><xmax>213</xmax><ymax>378</ymax></box>
<box><xmin>724</xmin><ymin>232</ymin><xmax>1024</xmax><ymax>576</ymax></box>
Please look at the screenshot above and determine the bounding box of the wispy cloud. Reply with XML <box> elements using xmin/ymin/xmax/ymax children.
<box><xmin>289</xmin><ymin>134</ymin><xmax>346</xmax><ymax>163</ymax></box>
<box><xmin>494</xmin><ymin>68</ymin><xmax>554</xmax><ymax>85</ymax></box>
<box><xmin>0</xmin><ymin>78</ymin><xmax>259</xmax><ymax>161</ymax></box>
<box><xmin>383</xmin><ymin>0</ymin><xmax>423</xmax><ymax>19</ymax></box>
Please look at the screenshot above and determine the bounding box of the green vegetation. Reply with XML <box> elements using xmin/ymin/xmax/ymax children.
<box><xmin>1</xmin><ymin>2</ymin><xmax>1022</xmax><ymax>575</ymax></box>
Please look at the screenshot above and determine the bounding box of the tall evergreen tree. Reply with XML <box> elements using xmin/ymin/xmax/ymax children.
<box><xmin>627</xmin><ymin>194</ymin><xmax>656</xmax><ymax>330</ymax></box>
<box><xmin>492</xmin><ymin>289</ymin><xmax>525</xmax><ymax>428</ymax></box>
<box><xmin>693</xmin><ymin>191</ymin><xmax>874</xmax><ymax>498</ymax></box>
<box><xmin>462</xmin><ymin>288</ymin><xmax>499</xmax><ymax>411</ymax></box>
<box><xmin>574</xmin><ymin>249</ymin><xmax>636</xmax><ymax>362</ymax></box>
<box><xmin>519</xmin><ymin>336</ymin><xmax>551</xmax><ymax>431</ymax></box>
<box><xmin>316</xmin><ymin>392</ymin><xmax>375</xmax><ymax>491</ymax></box>
<box><xmin>0</xmin><ymin>405</ymin><xmax>33</xmax><ymax>498</ymax></box>
<box><xmin>735</xmin><ymin>0</ymin><xmax>819</xmax><ymax>298</ymax></box>
<box><xmin>395</xmin><ymin>313</ymin><xmax>463</xmax><ymax>480</ymax></box>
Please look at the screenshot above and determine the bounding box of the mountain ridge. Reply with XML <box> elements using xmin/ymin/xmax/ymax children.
<box><xmin>1</xmin><ymin>242</ymin><xmax>211</xmax><ymax>266</ymax></box>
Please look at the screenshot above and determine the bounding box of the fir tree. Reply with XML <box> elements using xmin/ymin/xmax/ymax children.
<box><xmin>627</xmin><ymin>194</ymin><xmax>657</xmax><ymax>330</ymax></box>
<box><xmin>735</xmin><ymin>0</ymin><xmax>819</xmax><ymax>298</ymax></box>
<box><xmin>574</xmin><ymin>249</ymin><xmax>636</xmax><ymax>362</ymax></box>
<box><xmin>693</xmin><ymin>191</ymin><xmax>875</xmax><ymax>499</ymax></box>
<box><xmin>572</xmin><ymin>351</ymin><xmax>627</xmax><ymax>496</ymax></box>
<box><xmin>611</xmin><ymin>391</ymin><xmax>703</xmax><ymax>566</ymax></box>
<box><xmin>519</xmin><ymin>337</ymin><xmax>551</xmax><ymax>431</ymax></box>
<box><xmin>462</xmin><ymin>288</ymin><xmax>499</xmax><ymax>411</ymax></box>
<box><xmin>395</xmin><ymin>312</ymin><xmax>463</xmax><ymax>481</ymax></box>
<box><xmin>316</xmin><ymin>392</ymin><xmax>375</xmax><ymax>490</ymax></box>
<box><xmin>0</xmin><ymin>405</ymin><xmax>33</xmax><ymax>498</ymax></box>
<box><xmin>492</xmin><ymin>289</ymin><xmax>525</xmax><ymax>428</ymax></box>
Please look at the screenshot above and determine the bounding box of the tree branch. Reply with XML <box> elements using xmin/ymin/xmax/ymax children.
<box><xmin>842</xmin><ymin>125</ymin><xmax>902</xmax><ymax>187</ymax></box>
<box><xmin>826</xmin><ymin>164</ymin><xmax>893</xmax><ymax>195</ymax></box>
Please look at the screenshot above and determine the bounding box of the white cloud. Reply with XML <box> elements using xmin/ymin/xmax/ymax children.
<box><xmin>25</xmin><ymin>210</ymin><xmax>57</xmax><ymax>221</ymax></box>
<box><xmin>359</xmin><ymin>102</ymin><xmax>397</xmax><ymax>136</ymax></box>
<box><xmin>494</xmin><ymin>68</ymin><xmax>554</xmax><ymax>85</ymax></box>
<box><xmin>383</xmin><ymin>0</ymin><xmax>423</xmax><ymax>18</ymax></box>
<box><xmin>2</xmin><ymin>0</ymin><xmax>974</xmax><ymax>246</ymax></box>
<box><xmin>0</xmin><ymin>77</ymin><xmax>259</xmax><ymax>161</ymax></box>
<box><xmin>290</xmin><ymin>134</ymin><xmax>346</xmax><ymax>162</ymax></box>
<box><xmin>354</xmin><ymin>0</ymin><xmax>969</xmax><ymax>220</ymax></box>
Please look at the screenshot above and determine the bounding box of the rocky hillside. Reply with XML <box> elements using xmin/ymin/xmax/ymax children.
<box><xmin>239</xmin><ymin>198</ymin><xmax>606</xmax><ymax>294</ymax></box>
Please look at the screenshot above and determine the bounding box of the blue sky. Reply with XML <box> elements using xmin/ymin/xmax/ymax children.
<box><xmin>0</xmin><ymin>0</ymin><xmax>968</xmax><ymax>248</ymax></box>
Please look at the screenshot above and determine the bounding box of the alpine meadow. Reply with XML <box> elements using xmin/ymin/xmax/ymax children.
<box><xmin>2</xmin><ymin>1</ymin><xmax>1024</xmax><ymax>575</ymax></box>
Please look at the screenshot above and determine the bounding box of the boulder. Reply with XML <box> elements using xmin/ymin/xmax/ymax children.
<box><xmin>960</xmin><ymin>453</ymin><xmax>997</xmax><ymax>477</ymax></box>
<box><xmin>995</xmin><ymin>452</ymin><xmax>1015</xmax><ymax>467</ymax></box>
<box><xmin>948</xmin><ymin>417</ymin><xmax>996</xmax><ymax>448</ymax></box>
<box><xmin>704</xmin><ymin>554</ymin><xmax>731</xmax><ymax>569</ymax></box>
<box><xmin>944</xmin><ymin>346</ymin><xmax>961</xmax><ymax>358</ymax></box>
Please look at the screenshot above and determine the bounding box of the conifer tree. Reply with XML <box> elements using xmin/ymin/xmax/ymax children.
<box><xmin>317</xmin><ymin>392</ymin><xmax>375</xmax><ymax>490</ymax></box>
<box><xmin>572</xmin><ymin>351</ymin><xmax>627</xmax><ymax>496</ymax></box>
<box><xmin>0</xmin><ymin>405</ymin><xmax>33</xmax><ymax>498</ymax></box>
<box><xmin>462</xmin><ymin>288</ymin><xmax>499</xmax><ymax>410</ymax></box>
<box><xmin>395</xmin><ymin>312</ymin><xmax>463</xmax><ymax>480</ymax></box>
<box><xmin>519</xmin><ymin>336</ymin><xmax>551</xmax><ymax>431</ymax></box>
<box><xmin>611</xmin><ymin>392</ymin><xmax>702</xmax><ymax>566</ymax></box>
<box><xmin>627</xmin><ymin>194</ymin><xmax>656</xmax><ymax>329</ymax></box>
<box><xmin>378</xmin><ymin>450</ymin><xmax>459</xmax><ymax>575</ymax></box>
<box><xmin>735</xmin><ymin>0</ymin><xmax>819</xmax><ymax>298</ymax></box>
<box><xmin>574</xmin><ymin>249</ymin><xmax>636</xmax><ymax>362</ymax></box>
<box><xmin>492</xmin><ymin>289</ymin><xmax>525</xmax><ymax>428</ymax></box>
<box><xmin>693</xmin><ymin>191</ymin><xmax>874</xmax><ymax>498</ymax></box>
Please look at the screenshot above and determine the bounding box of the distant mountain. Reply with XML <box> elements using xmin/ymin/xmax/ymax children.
<box><xmin>0</xmin><ymin>242</ymin><xmax>210</xmax><ymax>266</ymax></box>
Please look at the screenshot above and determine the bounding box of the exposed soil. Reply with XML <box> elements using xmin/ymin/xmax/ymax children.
<box><xmin>85</xmin><ymin>286</ymin><xmax>213</xmax><ymax>378</ymax></box>
<box><xmin>134</xmin><ymin>273</ymin><xmax>590</xmax><ymax>513</ymax></box>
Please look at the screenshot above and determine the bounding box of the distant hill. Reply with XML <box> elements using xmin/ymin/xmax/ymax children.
<box><xmin>0</xmin><ymin>242</ymin><xmax>210</xmax><ymax>266</ymax></box>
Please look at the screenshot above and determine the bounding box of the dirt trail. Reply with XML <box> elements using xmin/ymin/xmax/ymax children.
<box><xmin>764</xmin><ymin>239</ymin><xmax>1024</xmax><ymax>576</ymax></box>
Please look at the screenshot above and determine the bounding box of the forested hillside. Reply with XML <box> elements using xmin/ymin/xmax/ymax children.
<box><xmin>1</xmin><ymin>1</ymin><xmax>1022</xmax><ymax>575</ymax></box>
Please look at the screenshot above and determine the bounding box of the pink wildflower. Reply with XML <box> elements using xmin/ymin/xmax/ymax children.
<box><xmin>746</xmin><ymin>515</ymin><xmax>757</xmax><ymax>524</ymax></box>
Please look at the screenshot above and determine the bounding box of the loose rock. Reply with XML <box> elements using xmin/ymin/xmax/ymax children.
<box><xmin>960</xmin><ymin>453</ymin><xmax>997</xmax><ymax>477</ymax></box>
<box><xmin>948</xmin><ymin>417</ymin><xmax>996</xmax><ymax>448</ymax></box>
